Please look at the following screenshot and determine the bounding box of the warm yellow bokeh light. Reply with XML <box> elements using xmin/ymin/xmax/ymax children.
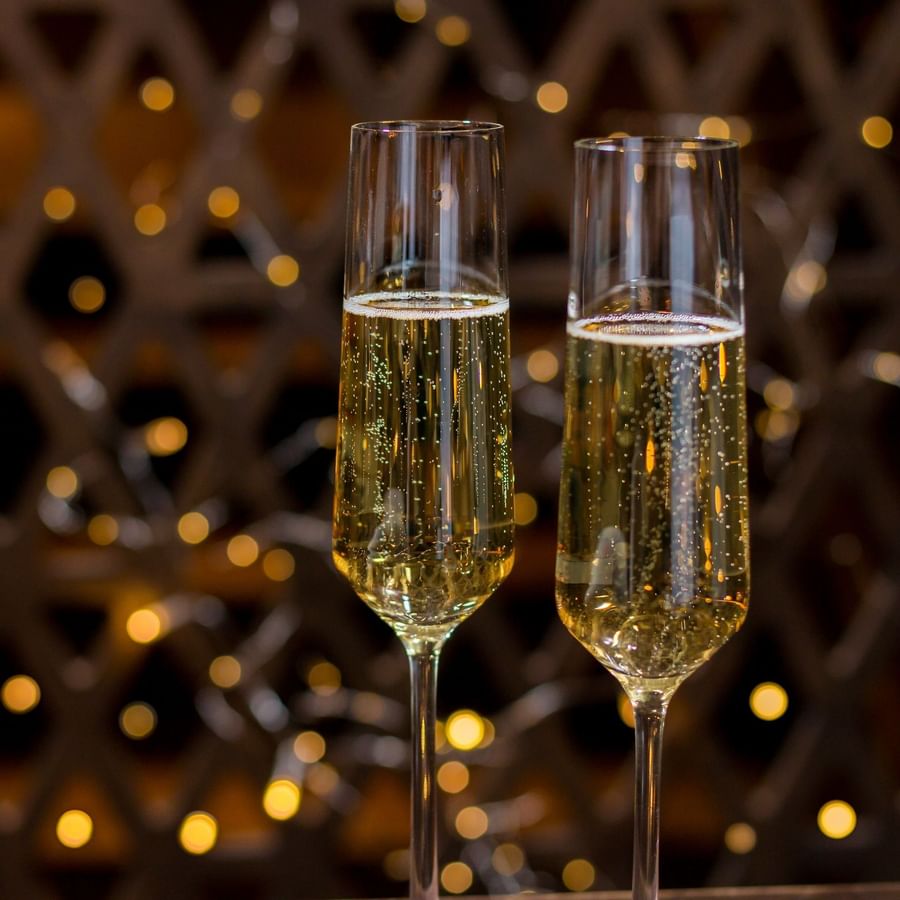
<box><xmin>266</xmin><ymin>254</ymin><xmax>300</xmax><ymax>287</ymax></box>
<box><xmin>126</xmin><ymin>607</ymin><xmax>168</xmax><ymax>644</ymax></box>
<box><xmin>308</xmin><ymin>660</ymin><xmax>341</xmax><ymax>695</ymax></box>
<box><xmin>818</xmin><ymin>800</ymin><xmax>857</xmax><ymax>839</ymax></box>
<box><xmin>861</xmin><ymin>115</ymin><xmax>893</xmax><ymax>149</ymax></box>
<box><xmin>88</xmin><ymin>514</ymin><xmax>119</xmax><ymax>546</ymax></box>
<box><xmin>293</xmin><ymin>730</ymin><xmax>326</xmax><ymax>763</ymax></box>
<box><xmin>445</xmin><ymin>709</ymin><xmax>484</xmax><ymax>750</ymax></box>
<box><xmin>1</xmin><ymin>675</ymin><xmax>41</xmax><ymax>714</ymax></box>
<box><xmin>562</xmin><ymin>858</ymin><xmax>596</xmax><ymax>891</ymax></box>
<box><xmin>263</xmin><ymin>548</ymin><xmax>295</xmax><ymax>581</ymax></box>
<box><xmin>227</xmin><ymin>533</ymin><xmax>259</xmax><ymax>567</ymax></box>
<box><xmin>56</xmin><ymin>810</ymin><xmax>93</xmax><ymax>849</ymax></box>
<box><xmin>455</xmin><ymin>805</ymin><xmax>489</xmax><ymax>839</ymax></box>
<box><xmin>675</xmin><ymin>151</ymin><xmax>696</xmax><ymax>169</ymax></box>
<box><xmin>140</xmin><ymin>77</ymin><xmax>175</xmax><ymax>112</ymax></box>
<box><xmin>44</xmin><ymin>186</ymin><xmax>76</xmax><ymax>221</ymax></box>
<box><xmin>437</xmin><ymin>760</ymin><xmax>470</xmax><ymax>794</ymax></box>
<box><xmin>492</xmin><ymin>842</ymin><xmax>525</xmax><ymax>876</ymax></box>
<box><xmin>763</xmin><ymin>378</ymin><xmax>795</xmax><ymax>411</ymax></box>
<box><xmin>314</xmin><ymin>417</ymin><xmax>338</xmax><ymax>448</ymax></box>
<box><xmin>441</xmin><ymin>861</ymin><xmax>474</xmax><ymax>894</ymax></box>
<box><xmin>526</xmin><ymin>348</ymin><xmax>559</xmax><ymax>382</ymax></box>
<box><xmin>208</xmin><ymin>186</ymin><xmax>240</xmax><ymax>219</ymax></box>
<box><xmin>263</xmin><ymin>779</ymin><xmax>302</xmax><ymax>820</ymax></box>
<box><xmin>120</xmin><ymin>701</ymin><xmax>157</xmax><ymax>739</ymax></box>
<box><xmin>872</xmin><ymin>351</ymin><xmax>900</xmax><ymax>384</ymax></box>
<box><xmin>513</xmin><ymin>492</ymin><xmax>538</xmax><ymax>527</ymax></box>
<box><xmin>536</xmin><ymin>81</ymin><xmax>568</xmax><ymax>114</ymax></box>
<box><xmin>699</xmin><ymin>115</ymin><xmax>730</xmax><ymax>139</ymax></box>
<box><xmin>209</xmin><ymin>655</ymin><xmax>242</xmax><ymax>689</ymax></box>
<box><xmin>384</xmin><ymin>848</ymin><xmax>410</xmax><ymax>880</ymax></box>
<box><xmin>231</xmin><ymin>88</ymin><xmax>263</xmax><ymax>120</ymax></box>
<box><xmin>729</xmin><ymin>116</ymin><xmax>752</xmax><ymax>146</ymax></box>
<box><xmin>787</xmin><ymin>260</ymin><xmax>827</xmax><ymax>298</ymax></box>
<box><xmin>307</xmin><ymin>762</ymin><xmax>339</xmax><ymax>795</ymax></box>
<box><xmin>145</xmin><ymin>417</ymin><xmax>188</xmax><ymax>456</ymax></box>
<box><xmin>724</xmin><ymin>821</ymin><xmax>757</xmax><ymax>854</ymax></box>
<box><xmin>69</xmin><ymin>276</ymin><xmax>106</xmax><ymax>313</ymax></box>
<box><xmin>395</xmin><ymin>0</ymin><xmax>426</xmax><ymax>23</ymax></box>
<box><xmin>179</xmin><ymin>811</ymin><xmax>218</xmax><ymax>855</ymax></box>
<box><xmin>177</xmin><ymin>511</ymin><xmax>210</xmax><ymax>544</ymax></box>
<box><xmin>749</xmin><ymin>682</ymin><xmax>789</xmax><ymax>721</ymax></box>
<box><xmin>435</xmin><ymin>15</ymin><xmax>470</xmax><ymax>46</ymax></box>
<box><xmin>47</xmin><ymin>465</ymin><xmax>79</xmax><ymax>499</ymax></box>
<box><xmin>134</xmin><ymin>203</ymin><xmax>167</xmax><ymax>236</ymax></box>
<box><xmin>617</xmin><ymin>692</ymin><xmax>635</xmax><ymax>728</ymax></box>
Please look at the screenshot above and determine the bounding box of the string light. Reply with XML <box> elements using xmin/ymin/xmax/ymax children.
<box><xmin>435</xmin><ymin>15</ymin><xmax>470</xmax><ymax>46</ymax></box>
<box><xmin>536</xmin><ymin>81</ymin><xmax>568</xmax><ymax>113</ymax></box>
<box><xmin>441</xmin><ymin>861</ymin><xmax>473</xmax><ymax>894</ymax></box>
<box><xmin>208</xmin><ymin>186</ymin><xmax>240</xmax><ymax>219</ymax></box>
<box><xmin>818</xmin><ymin>800</ymin><xmax>857</xmax><ymax>839</ymax></box>
<box><xmin>263</xmin><ymin>779</ymin><xmax>302</xmax><ymax>820</ymax></box>
<box><xmin>120</xmin><ymin>701</ymin><xmax>157</xmax><ymax>739</ymax></box>
<box><xmin>134</xmin><ymin>203</ymin><xmax>167</xmax><ymax>236</ymax></box>
<box><xmin>562</xmin><ymin>858</ymin><xmax>596</xmax><ymax>891</ymax></box>
<box><xmin>266</xmin><ymin>254</ymin><xmax>300</xmax><ymax>287</ymax></box>
<box><xmin>231</xmin><ymin>88</ymin><xmax>263</xmax><ymax>120</ymax></box>
<box><xmin>445</xmin><ymin>709</ymin><xmax>484</xmax><ymax>750</ymax></box>
<box><xmin>209</xmin><ymin>655</ymin><xmax>242</xmax><ymax>688</ymax></box>
<box><xmin>513</xmin><ymin>492</ymin><xmax>538</xmax><ymax>526</ymax></box>
<box><xmin>179</xmin><ymin>812</ymin><xmax>218</xmax><ymax>854</ymax></box>
<box><xmin>56</xmin><ymin>810</ymin><xmax>93</xmax><ymax>848</ymax></box>
<box><xmin>69</xmin><ymin>276</ymin><xmax>106</xmax><ymax>313</ymax></box>
<box><xmin>227</xmin><ymin>534</ymin><xmax>259</xmax><ymax>567</ymax></box>
<box><xmin>177</xmin><ymin>511</ymin><xmax>210</xmax><ymax>544</ymax></box>
<box><xmin>1</xmin><ymin>675</ymin><xmax>41</xmax><ymax>713</ymax></box>
<box><xmin>44</xmin><ymin>187</ymin><xmax>76</xmax><ymax>221</ymax></box>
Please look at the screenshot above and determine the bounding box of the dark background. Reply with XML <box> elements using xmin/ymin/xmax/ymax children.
<box><xmin>0</xmin><ymin>0</ymin><xmax>898</xmax><ymax>897</ymax></box>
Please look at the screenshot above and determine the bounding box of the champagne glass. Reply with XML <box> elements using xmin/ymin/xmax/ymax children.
<box><xmin>333</xmin><ymin>121</ymin><xmax>514</xmax><ymax>900</ymax></box>
<box><xmin>556</xmin><ymin>137</ymin><xmax>750</xmax><ymax>900</ymax></box>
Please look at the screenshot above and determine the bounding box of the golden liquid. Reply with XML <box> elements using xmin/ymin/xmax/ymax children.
<box><xmin>333</xmin><ymin>292</ymin><xmax>515</xmax><ymax>646</ymax></box>
<box><xmin>556</xmin><ymin>312</ymin><xmax>750</xmax><ymax>698</ymax></box>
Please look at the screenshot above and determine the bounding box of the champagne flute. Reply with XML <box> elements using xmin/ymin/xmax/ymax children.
<box><xmin>556</xmin><ymin>137</ymin><xmax>750</xmax><ymax>900</ymax></box>
<box><xmin>333</xmin><ymin>121</ymin><xmax>514</xmax><ymax>900</ymax></box>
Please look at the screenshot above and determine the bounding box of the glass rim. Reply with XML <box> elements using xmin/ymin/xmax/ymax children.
<box><xmin>574</xmin><ymin>135</ymin><xmax>739</xmax><ymax>153</ymax></box>
<box><xmin>351</xmin><ymin>119</ymin><xmax>504</xmax><ymax>136</ymax></box>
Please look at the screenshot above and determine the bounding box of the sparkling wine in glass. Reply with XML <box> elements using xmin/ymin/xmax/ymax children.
<box><xmin>556</xmin><ymin>137</ymin><xmax>750</xmax><ymax>900</ymax></box>
<box><xmin>333</xmin><ymin>121</ymin><xmax>514</xmax><ymax>900</ymax></box>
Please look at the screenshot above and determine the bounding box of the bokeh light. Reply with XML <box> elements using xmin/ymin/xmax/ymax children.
<box><xmin>699</xmin><ymin>115</ymin><xmax>730</xmax><ymax>139</ymax></box>
<box><xmin>817</xmin><ymin>800</ymin><xmax>857</xmax><ymax>839</ymax></box>
<box><xmin>69</xmin><ymin>276</ymin><xmax>106</xmax><ymax>313</ymax></box>
<box><xmin>445</xmin><ymin>709</ymin><xmax>485</xmax><ymax>750</ymax></box>
<box><xmin>134</xmin><ymin>203</ymin><xmax>167</xmax><ymax>236</ymax></box>
<box><xmin>513</xmin><ymin>492</ymin><xmax>538</xmax><ymax>526</ymax></box>
<box><xmin>307</xmin><ymin>660</ymin><xmax>341</xmax><ymax>695</ymax></box>
<box><xmin>395</xmin><ymin>0</ymin><xmax>426</xmax><ymax>23</ymax></box>
<box><xmin>145</xmin><ymin>417</ymin><xmax>188</xmax><ymax>455</ymax></box>
<box><xmin>749</xmin><ymin>682</ymin><xmax>789</xmax><ymax>721</ymax></box>
<box><xmin>441</xmin><ymin>861</ymin><xmax>474</xmax><ymax>893</ymax></box>
<box><xmin>88</xmin><ymin>514</ymin><xmax>119</xmax><ymax>545</ymax></box>
<box><xmin>120</xmin><ymin>701</ymin><xmax>157</xmax><ymax>739</ymax></box>
<box><xmin>140</xmin><ymin>77</ymin><xmax>175</xmax><ymax>111</ymax></box>
<box><xmin>209</xmin><ymin>655</ymin><xmax>242</xmax><ymax>688</ymax></box>
<box><xmin>126</xmin><ymin>607</ymin><xmax>168</xmax><ymax>644</ymax></box>
<box><xmin>435</xmin><ymin>15</ymin><xmax>470</xmax><ymax>46</ymax></box>
<box><xmin>1</xmin><ymin>675</ymin><xmax>41</xmax><ymax>714</ymax></box>
<box><xmin>536</xmin><ymin>81</ymin><xmax>568</xmax><ymax>113</ymax></box>
<box><xmin>177</xmin><ymin>511</ymin><xmax>210</xmax><ymax>544</ymax></box>
<box><xmin>179</xmin><ymin>811</ymin><xmax>218</xmax><ymax>854</ymax></box>
<box><xmin>293</xmin><ymin>730</ymin><xmax>326</xmax><ymax>763</ymax></box>
<box><xmin>231</xmin><ymin>88</ymin><xmax>262</xmax><ymax>120</ymax></box>
<box><xmin>227</xmin><ymin>534</ymin><xmax>259</xmax><ymax>567</ymax></box>
<box><xmin>266</xmin><ymin>254</ymin><xmax>300</xmax><ymax>286</ymax></box>
<box><xmin>56</xmin><ymin>810</ymin><xmax>93</xmax><ymax>849</ymax></box>
<box><xmin>437</xmin><ymin>760</ymin><xmax>469</xmax><ymax>794</ymax></box>
<box><xmin>526</xmin><ymin>348</ymin><xmax>559</xmax><ymax>382</ymax></box>
<box><xmin>725</xmin><ymin>821</ymin><xmax>757</xmax><ymax>854</ymax></box>
<box><xmin>492</xmin><ymin>842</ymin><xmax>525</xmax><ymax>875</ymax></box>
<box><xmin>208</xmin><ymin>186</ymin><xmax>240</xmax><ymax>219</ymax></box>
<box><xmin>46</xmin><ymin>465</ymin><xmax>79</xmax><ymax>499</ymax></box>
<box><xmin>263</xmin><ymin>548</ymin><xmax>295</xmax><ymax>581</ymax></box>
<box><xmin>562</xmin><ymin>858</ymin><xmax>596</xmax><ymax>891</ymax></box>
<box><xmin>455</xmin><ymin>805</ymin><xmax>489</xmax><ymax>839</ymax></box>
<box><xmin>861</xmin><ymin>115</ymin><xmax>893</xmax><ymax>149</ymax></box>
<box><xmin>263</xmin><ymin>779</ymin><xmax>302</xmax><ymax>820</ymax></box>
<box><xmin>43</xmin><ymin>186</ymin><xmax>76</xmax><ymax>221</ymax></box>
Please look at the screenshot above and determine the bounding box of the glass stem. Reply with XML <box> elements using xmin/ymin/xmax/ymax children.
<box><xmin>407</xmin><ymin>643</ymin><xmax>441</xmax><ymax>900</ymax></box>
<box><xmin>632</xmin><ymin>694</ymin><xmax>669</xmax><ymax>900</ymax></box>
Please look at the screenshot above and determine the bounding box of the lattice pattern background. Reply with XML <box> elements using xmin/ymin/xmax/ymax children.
<box><xmin>0</xmin><ymin>0</ymin><xmax>898</xmax><ymax>897</ymax></box>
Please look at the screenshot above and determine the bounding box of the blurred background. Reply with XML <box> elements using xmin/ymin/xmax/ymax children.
<box><xmin>0</xmin><ymin>0</ymin><xmax>898</xmax><ymax>897</ymax></box>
